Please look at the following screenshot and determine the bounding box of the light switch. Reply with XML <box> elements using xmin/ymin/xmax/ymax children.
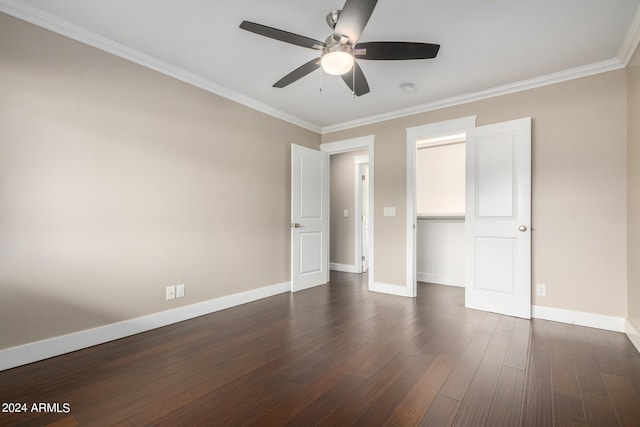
<box><xmin>343</xmin><ymin>210</ymin><xmax>349</xmax><ymax>218</ymax></box>
<box><xmin>384</xmin><ymin>207</ymin><xmax>396</xmax><ymax>217</ymax></box>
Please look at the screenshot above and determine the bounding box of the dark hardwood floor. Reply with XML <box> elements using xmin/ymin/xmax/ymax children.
<box><xmin>2</xmin><ymin>272</ymin><xmax>640</xmax><ymax>426</ymax></box>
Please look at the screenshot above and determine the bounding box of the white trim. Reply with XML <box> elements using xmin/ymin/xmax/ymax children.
<box><xmin>626</xmin><ymin>320</ymin><xmax>640</xmax><ymax>353</ymax></box>
<box><xmin>322</xmin><ymin>135</ymin><xmax>375</xmax><ymax>292</ymax></box>
<box><xmin>0</xmin><ymin>281</ymin><xmax>290</xmax><ymax>372</ymax></box>
<box><xmin>2</xmin><ymin>0</ymin><xmax>635</xmax><ymax>135</ymax></box>
<box><xmin>366</xmin><ymin>148</ymin><xmax>373</xmax><ymax>290</ymax></box>
<box><xmin>406</xmin><ymin>117</ymin><xmax>478</xmax><ymax>141</ymax></box>
<box><xmin>532</xmin><ymin>305</ymin><xmax>626</xmax><ymax>333</ymax></box>
<box><xmin>330</xmin><ymin>263</ymin><xmax>358</xmax><ymax>273</ymax></box>
<box><xmin>354</xmin><ymin>162</ymin><xmax>363</xmax><ymax>274</ymax></box>
<box><xmin>353</xmin><ymin>157</ymin><xmax>369</xmax><ymax>275</ymax></box>
<box><xmin>416</xmin><ymin>273</ymin><xmax>464</xmax><ymax>288</ymax></box>
<box><xmin>406</xmin><ymin>116</ymin><xmax>477</xmax><ymax>299</ymax></box>
<box><xmin>406</xmin><ymin>138</ymin><xmax>417</xmax><ymax>298</ymax></box>
<box><xmin>353</xmin><ymin>155</ymin><xmax>369</xmax><ymax>165</ymax></box>
<box><xmin>321</xmin><ymin>135</ymin><xmax>375</xmax><ymax>155</ymax></box>
<box><xmin>417</xmin><ymin>138</ymin><xmax>466</xmax><ymax>150</ymax></box>
<box><xmin>322</xmin><ymin>60</ymin><xmax>622</xmax><ymax>134</ymax></box>
<box><xmin>618</xmin><ymin>3</ymin><xmax>640</xmax><ymax>65</ymax></box>
<box><xmin>0</xmin><ymin>0</ymin><xmax>320</xmax><ymax>133</ymax></box>
<box><xmin>372</xmin><ymin>282</ymin><xmax>411</xmax><ymax>297</ymax></box>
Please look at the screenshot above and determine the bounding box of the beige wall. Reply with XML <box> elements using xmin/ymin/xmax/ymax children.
<box><xmin>0</xmin><ymin>10</ymin><xmax>635</xmax><ymax>353</ymax></box>
<box><xmin>0</xmin><ymin>14</ymin><xmax>320</xmax><ymax>350</ymax></box>
<box><xmin>323</xmin><ymin>70</ymin><xmax>628</xmax><ymax>317</ymax></box>
<box><xmin>628</xmin><ymin>46</ymin><xmax>640</xmax><ymax>332</ymax></box>
<box><xmin>330</xmin><ymin>150</ymin><xmax>367</xmax><ymax>266</ymax></box>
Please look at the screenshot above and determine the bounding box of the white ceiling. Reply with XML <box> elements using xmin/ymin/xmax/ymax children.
<box><xmin>3</xmin><ymin>0</ymin><xmax>640</xmax><ymax>132</ymax></box>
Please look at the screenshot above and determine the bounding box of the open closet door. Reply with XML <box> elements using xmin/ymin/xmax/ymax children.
<box><xmin>291</xmin><ymin>144</ymin><xmax>329</xmax><ymax>292</ymax></box>
<box><xmin>465</xmin><ymin>118</ymin><xmax>531</xmax><ymax>318</ymax></box>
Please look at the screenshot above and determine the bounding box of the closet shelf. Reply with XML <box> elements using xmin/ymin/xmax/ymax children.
<box><xmin>417</xmin><ymin>214</ymin><xmax>465</xmax><ymax>220</ymax></box>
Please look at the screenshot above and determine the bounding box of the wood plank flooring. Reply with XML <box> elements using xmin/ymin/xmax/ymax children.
<box><xmin>1</xmin><ymin>272</ymin><xmax>640</xmax><ymax>426</ymax></box>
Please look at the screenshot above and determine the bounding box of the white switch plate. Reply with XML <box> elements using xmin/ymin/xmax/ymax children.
<box><xmin>383</xmin><ymin>207</ymin><xmax>396</xmax><ymax>217</ymax></box>
<box><xmin>536</xmin><ymin>283</ymin><xmax>547</xmax><ymax>297</ymax></box>
<box><xmin>166</xmin><ymin>285</ymin><xmax>176</xmax><ymax>300</ymax></box>
<box><xmin>176</xmin><ymin>284</ymin><xmax>185</xmax><ymax>298</ymax></box>
<box><xmin>343</xmin><ymin>210</ymin><xmax>349</xmax><ymax>218</ymax></box>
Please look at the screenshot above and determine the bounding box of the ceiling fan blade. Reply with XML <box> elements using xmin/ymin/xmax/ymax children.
<box><xmin>273</xmin><ymin>59</ymin><xmax>321</xmax><ymax>88</ymax></box>
<box><xmin>341</xmin><ymin>61</ymin><xmax>370</xmax><ymax>96</ymax></box>
<box><xmin>354</xmin><ymin>42</ymin><xmax>440</xmax><ymax>60</ymax></box>
<box><xmin>334</xmin><ymin>0</ymin><xmax>378</xmax><ymax>43</ymax></box>
<box><xmin>240</xmin><ymin>21</ymin><xmax>325</xmax><ymax>50</ymax></box>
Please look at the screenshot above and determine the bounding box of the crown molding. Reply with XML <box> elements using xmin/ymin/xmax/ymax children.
<box><xmin>0</xmin><ymin>0</ymin><xmax>321</xmax><ymax>133</ymax></box>
<box><xmin>322</xmin><ymin>4</ymin><xmax>640</xmax><ymax>134</ymax></box>
<box><xmin>618</xmin><ymin>2</ymin><xmax>640</xmax><ymax>65</ymax></box>
<box><xmin>2</xmin><ymin>0</ymin><xmax>636</xmax><ymax>136</ymax></box>
<box><xmin>321</xmin><ymin>58</ymin><xmax>624</xmax><ymax>134</ymax></box>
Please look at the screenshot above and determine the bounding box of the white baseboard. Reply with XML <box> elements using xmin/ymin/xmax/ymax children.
<box><xmin>330</xmin><ymin>263</ymin><xmax>359</xmax><ymax>273</ymax></box>
<box><xmin>532</xmin><ymin>305</ymin><xmax>626</xmax><ymax>332</ymax></box>
<box><xmin>627</xmin><ymin>320</ymin><xmax>640</xmax><ymax>353</ymax></box>
<box><xmin>416</xmin><ymin>272</ymin><xmax>464</xmax><ymax>287</ymax></box>
<box><xmin>416</xmin><ymin>272</ymin><xmax>432</xmax><ymax>282</ymax></box>
<box><xmin>0</xmin><ymin>281</ymin><xmax>290</xmax><ymax>372</ymax></box>
<box><xmin>372</xmin><ymin>282</ymin><xmax>411</xmax><ymax>297</ymax></box>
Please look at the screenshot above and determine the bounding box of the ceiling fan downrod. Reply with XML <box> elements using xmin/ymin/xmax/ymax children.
<box><xmin>326</xmin><ymin>10</ymin><xmax>341</xmax><ymax>30</ymax></box>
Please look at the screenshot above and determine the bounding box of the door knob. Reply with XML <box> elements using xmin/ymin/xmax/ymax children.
<box><xmin>291</xmin><ymin>223</ymin><xmax>301</xmax><ymax>228</ymax></box>
<box><xmin>519</xmin><ymin>225</ymin><xmax>527</xmax><ymax>232</ymax></box>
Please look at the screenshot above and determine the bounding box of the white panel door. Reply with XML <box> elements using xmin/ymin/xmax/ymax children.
<box><xmin>465</xmin><ymin>118</ymin><xmax>531</xmax><ymax>318</ymax></box>
<box><xmin>291</xmin><ymin>144</ymin><xmax>329</xmax><ymax>292</ymax></box>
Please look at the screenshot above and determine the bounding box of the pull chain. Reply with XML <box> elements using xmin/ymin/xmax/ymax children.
<box><xmin>320</xmin><ymin>68</ymin><xmax>323</xmax><ymax>95</ymax></box>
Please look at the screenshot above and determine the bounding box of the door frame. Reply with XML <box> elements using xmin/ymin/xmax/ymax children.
<box><xmin>405</xmin><ymin>116</ymin><xmax>477</xmax><ymax>297</ymax></box>
<box><xmin>321</xmin><ymin>135</ymin><xmax>375</xmax><ymax>291</ymax></box>
<box><xmin>354</xmin><ymin>155</ymin><xmax>369</xmax><ymax>273</ymax></box>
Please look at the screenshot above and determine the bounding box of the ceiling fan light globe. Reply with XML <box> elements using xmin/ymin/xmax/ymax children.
<box><xmin>321</xmin><ymin>51</ymin><xmax>354</xmax><ymax>75</ymax></box>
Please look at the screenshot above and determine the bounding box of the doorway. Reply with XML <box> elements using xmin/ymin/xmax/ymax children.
<box><xmin>328</xmin><ymin>152</ymin><xmax>369</xmax><ymax>275</ymax></box>
<box><xmin>415</xmin><ymin>136</ymin><xmax>466</xmax><ymax>287</ymax></box>
<box><xmin>406</xmin><ymin>116</ymin><xmax>477</xmax><ymax>297</ymax></box>
<box><xmin>321</xmin><ymin>135</ymin><xmax>375</xmax><ymax>291</ymax></box>
<box><xmin>406</xmin><ymin>116</ymin><xmax>532</xmax><ymax>319</ymax></box>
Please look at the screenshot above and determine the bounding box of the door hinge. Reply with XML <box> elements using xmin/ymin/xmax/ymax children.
<box><xmin>362</xmin><ymin>175</ymin><xmax>366</xmax><ymax>180</ymax></box>
<box><xmin>362</xmin><ymin>256</ymin><xmax>366</xmax><ymax>261</ymax></box>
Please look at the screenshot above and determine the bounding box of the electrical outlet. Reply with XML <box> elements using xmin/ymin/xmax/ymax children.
<box><xmin>176</xmin><ymin>284</ymin><xmax>185</xmax><ymax>298</ymax></box>
<box><xmin>166</xmin><ymin>285</ymin><xmax>176</xmax><ymax>300</ymax></box>
<box><xmin>536</xmin><ymin>283</ymin><xmax>547</xmax><ymax>297</ymax></box>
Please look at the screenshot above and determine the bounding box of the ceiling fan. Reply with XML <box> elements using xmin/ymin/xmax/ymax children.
<box><xmin>239</xmin><ymin>0</ymin><xmax>440</xmax><ymax>96</ymax></box>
